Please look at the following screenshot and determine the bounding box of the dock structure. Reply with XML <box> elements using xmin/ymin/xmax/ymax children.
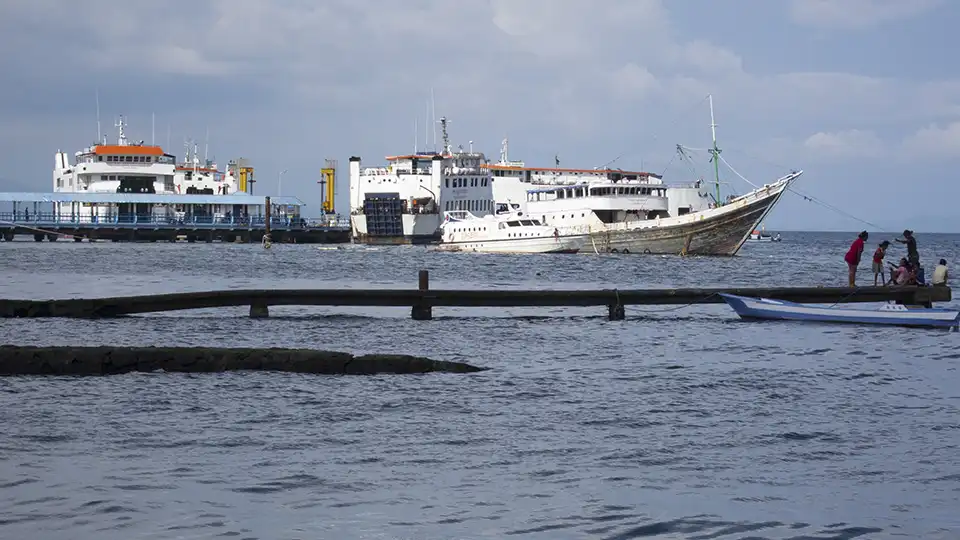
<box><xmin>0</xmin><ymin>192</ymin><xmax>349</xmax><ymax>243</ymax></box>
<box><xmin>0</xmin><ymin>270</ymin><xmax>950</xmax><ymax>320</ymax></box>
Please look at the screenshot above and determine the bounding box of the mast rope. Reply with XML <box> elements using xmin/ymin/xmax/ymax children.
<box><xmin>718</xmin><ymin>146</ymin><xmax>894</xmax><ymax>232</ymax></box>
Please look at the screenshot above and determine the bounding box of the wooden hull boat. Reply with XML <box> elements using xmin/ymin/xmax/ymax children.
<box><xmin>719</xmin><ymin>293</ymin><xmax>960</xmax><ymax>329</ymax></box>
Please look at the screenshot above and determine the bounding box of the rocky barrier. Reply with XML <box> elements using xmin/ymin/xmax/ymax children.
<box><xmin>0</xmin><ymin>345</ymin><xmax>486</xmax><ymax>376</ymax></box>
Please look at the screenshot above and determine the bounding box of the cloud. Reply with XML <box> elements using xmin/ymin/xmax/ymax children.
<box><xmin>900</xmin><ymin>122</ymin><xmax>960</xmax><ymax>158</ymax></box>
<box><xmin>0</xmin><ymin>0</ymin><xmax>958</xmax><ymax>230</ymax></box>
<box><xmin>788</xmin><ymin>0</ymin><xmax>944</xmax><ymax>29</ymax></box>
<box><xmin>803</xmin><ymin>129</ymin><xmax>883</xmax><ymax>159</ymax></box>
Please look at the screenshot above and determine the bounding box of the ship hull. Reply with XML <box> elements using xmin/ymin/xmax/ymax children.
<box><xmin>583</xmin><ymin>175</ymin><xmax>795</xmax><ymax>256</ymax></box>
<box><xmin>437</xmin><ymin>236</ymin><xmax>581</xmax><ymax>254</ymax></box>
<box><xmin>350</xmin><ymin>214</ymin><xmax>441</xmax><ymax>245</ymax></box>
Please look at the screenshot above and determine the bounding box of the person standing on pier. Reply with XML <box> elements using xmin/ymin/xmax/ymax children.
<box><xmin>844</xmin><ymin>231</ymin><xmax>868</xmax><ymax>286</ymax></box>
<box><xmin>896</xmin><ymin>230</ymin><xmax>919</xmax><ymax>267</ymax></box>
<box><xmin>872</xmin><ymin>240</ymin><xmax>890</xmax><ymax>286</ymax></box>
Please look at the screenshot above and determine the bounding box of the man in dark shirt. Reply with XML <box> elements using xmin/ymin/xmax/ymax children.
<box><xmin>896</xmin><ymin>229</ymin><xmax>919</xmax><ymax>267</ymax></box>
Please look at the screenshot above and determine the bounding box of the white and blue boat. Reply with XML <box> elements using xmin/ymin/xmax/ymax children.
<box><xmin>719</xmin><ymin>293</ymin><xmax>960</xmax><ymax>329</ymax></box>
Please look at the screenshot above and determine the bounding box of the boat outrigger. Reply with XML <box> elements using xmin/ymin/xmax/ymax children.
<box><xmin>719</xmin><ymin>293</ymin><xmax>960</xmax><ymax>329</ymax></box>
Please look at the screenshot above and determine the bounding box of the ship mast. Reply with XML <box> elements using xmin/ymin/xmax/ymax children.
<box><xmin>439</xmin><ymin>116</ymin><xmax>451</xmax><ymax>155</ymax></box>
<box><xmin>116</xmin><ymin>115</ymin><xmax>128</xmax><ymax>146</ymax></box>
<box><xmin>708</xmin><ymin>94</ymin><xmax>722</xmax><ymax>206</ymax></box>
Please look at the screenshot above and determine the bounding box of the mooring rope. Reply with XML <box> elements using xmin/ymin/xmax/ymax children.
<box><xmin>0</xmin><ymin>220</ymin><xmax>84</xmax><ymax>241</ymax></box>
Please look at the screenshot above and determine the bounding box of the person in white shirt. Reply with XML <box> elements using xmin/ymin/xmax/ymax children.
<box><xmin>932</xmin><ymin>259</ymin><xmax>948</xmax><ymax>286</ymax></box>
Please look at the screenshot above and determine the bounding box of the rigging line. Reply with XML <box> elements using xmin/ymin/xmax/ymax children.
<box><xmin>785</xmin><ymin>186</ymin><xmax>890</xmax><ymax>231</ymax></box>
<box><xmin>598</xmin><ymin>94</ymin><xmax>712</xmax><ymax>169</ymax></box>
<box><xmin>717</xmin><ymin>154</ymin><xmax>759</xmax><ymax>189</ymax></box>
<box><xmin>631</xmin><ymin>293</ymin><xmax>720</xmax><ymax>312</ymax></box>
<box><xmin>724</xmin><ymin>147</ymin><xmax>893</xmax><ymax>231</ymax></box>
<box><xmin>0</xmin><ymin>220</ymin><xmax>84</xmax><ymax>241</ymax></box>
<box><xmin>659</xmin><ymin>151</ymin><xmax>680</xmax><ymax>178</ymax></box>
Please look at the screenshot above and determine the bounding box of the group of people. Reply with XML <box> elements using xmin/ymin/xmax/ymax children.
<box><xmin>845</xmin><ymin>229</ymin><xmax>949</xmax><ymax>287</ymax></box>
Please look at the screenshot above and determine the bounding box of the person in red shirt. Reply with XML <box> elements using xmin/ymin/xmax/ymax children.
<box><xmin>844</xmin><ymin>231</ymin><xmax>869</xmax><ymax>286</ymax></box>
<box><xmin>872</xmin><ymin>240</ymin><xmax>890</xmax><ymax>285</ymax></box>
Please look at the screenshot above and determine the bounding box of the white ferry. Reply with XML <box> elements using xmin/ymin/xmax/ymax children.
<box><xmin>437</xmin><ymin>210</ymin><xmax>583</xmax><ymax>254</ymax></box>
<box><xmin>348</xmin><ymin>117</ymin><xmax>495</xmax><ymax>244</ymax></box>
<box><xmin>52</xmin><ymin>116</ymin><xmax>253</xmax><ymax>222</ymax></box>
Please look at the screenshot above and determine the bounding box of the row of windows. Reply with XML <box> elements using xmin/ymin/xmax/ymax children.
<box><xmin>445</xmin><ymin>199</ymin><xmax>492</xmax><ymax>212</ymax></box>
<box><xmin>101</xmin><ymin>155</ymin><xmax>160</xmax><ymax>163</ymax></box>
<box><xmin>446</xmin><ymin>177</ymin><xmax>488</xmax><ymax>188</ymax></box>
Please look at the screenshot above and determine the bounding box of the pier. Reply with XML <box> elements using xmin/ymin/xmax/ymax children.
<box><xmin>0</xmin><ymin>270</ymin><xmax>950</xmax><ymax>320</ymax></box>
<box><xmin>0</xmin><ymin>192</ymin><xmax>350</xmax><ymax>243</ymax></box>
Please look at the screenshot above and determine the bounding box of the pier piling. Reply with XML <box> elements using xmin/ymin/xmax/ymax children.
<box><xmin>250</xmin><ymin>302</ymin><xmax>269</xmax><ymax>318</ymax></box>
<box><xmin>412</xmin><ymin>269</ymin><xmax>432</xmax><ymax>320</ymax></box>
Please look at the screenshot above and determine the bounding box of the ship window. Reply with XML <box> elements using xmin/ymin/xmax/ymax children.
<box><xmin>507</xmin><ymin>221</ymin><xmax>520</xmax><ymax>227</ymax></box>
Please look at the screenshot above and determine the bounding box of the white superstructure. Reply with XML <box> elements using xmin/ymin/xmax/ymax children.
<box><xmin>52</xmin><ymin>115</ymin><xmax>250</xmax><ymax>222</ymax></box>
<box><xmin>485</xmin><ymin>137</ymin><xmax>714</xmax><ymax>219</ymax></box>
<box><xmin>348</xmin><ymin>117</ymin><xmax>495</xmax><ymax>243</ymax></box>
<box><xmin>437</xmin><ymin>210</ymin><xmax>583</xmax><ymax>254</ymax></box>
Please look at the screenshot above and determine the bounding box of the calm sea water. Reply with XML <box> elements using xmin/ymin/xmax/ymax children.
<box><xmin>1</xmin><ymin>232</ymin><xmax>959</xmax><ymax>540</ymax></box>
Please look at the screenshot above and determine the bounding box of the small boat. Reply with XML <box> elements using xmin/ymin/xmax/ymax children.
<box><xmin>747</xmin><ymin>225</ymin><xmax>781</xmax><ymax>242</ymax></box>
<box><xmin>437</xmin><ymin>210</ymin><xmax>582</xmax><ymax>254</ymax></box>
<box><xmin>719</xmin><ymin>293</ymin><xmax>960</xmax><ymax>329</ymax></box>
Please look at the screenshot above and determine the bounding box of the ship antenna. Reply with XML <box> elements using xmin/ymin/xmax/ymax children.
<box><xmin>708</xmin><ymin>94</ymin><xmax>722</xmax><ymax>206</ymax></box>
<box><xmin>95</xmin><ymin>89</ymin><xmax>101</xmax><ymax>144</ymax></box>
<box><xmin>500</xmin><ymin>136</ymin><xmax>508</xmax><ymax>164</ymax></box>
<box><xmin>431</xmin><ymin>87</ymin><xmax>437</xmax><ymax>152</ymax></box>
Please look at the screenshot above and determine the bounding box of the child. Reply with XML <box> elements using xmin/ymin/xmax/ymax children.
<box><xmin>888</xmin><ymin>258</ymin><xmax>909</xmax><ymax>286</ymax></box>
<box><xmin>872</xmin><ymin>240</ymin><xmax>890</xmax><ymax>285</ymax></box>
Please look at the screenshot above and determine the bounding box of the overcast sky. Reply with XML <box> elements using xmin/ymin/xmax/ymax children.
<box><xmin>1</xmin><ymin>0</ymin><xmax>957</xmax><ymax>231</ymax></box>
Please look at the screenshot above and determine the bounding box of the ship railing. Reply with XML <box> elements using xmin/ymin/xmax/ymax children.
<box><xmin>304</xmin><ymin>216</ymin><xmax>350</xmax><ymax>228</ymax></box>
<box><xmin>0</xmin><ymin>212</ymin><xmax>348</xmax><ymax>229</ymax></box>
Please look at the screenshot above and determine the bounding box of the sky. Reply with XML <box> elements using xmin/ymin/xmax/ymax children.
<box><xmin>0</xmin><ymin>0</ymin><xmax>958</xmax><ymax>232</ymax></box>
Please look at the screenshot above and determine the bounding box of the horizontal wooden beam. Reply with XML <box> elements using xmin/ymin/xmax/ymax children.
<box><xmin>0</xmin><ymin>285</ymin><xmax>949</xmax><ymax>318</ymax></box>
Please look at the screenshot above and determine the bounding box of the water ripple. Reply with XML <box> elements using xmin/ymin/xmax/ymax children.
<box><xmin>1</xmin><ymin>236</ymin><xmax>960</xmax><ymax>538</ymax></box>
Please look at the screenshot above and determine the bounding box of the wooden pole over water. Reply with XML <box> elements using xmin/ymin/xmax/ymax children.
<box><xmin>412</xmin><ymin>269</ymin><xmax>432</xmax><ymax>320</ymax></box>
<box><xmin>264</xmin><ymin>196</ymin><xmax>272</xmax><ymax>237</ymax></box>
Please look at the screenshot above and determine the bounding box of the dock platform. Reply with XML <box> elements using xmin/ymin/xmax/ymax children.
<box><xmin>0</xmin><ymin>270</ymin><xmax>950</xmax><ymax>320</ymax></box>
<box><xmin>0</xmin><ymin>192</ymin><xmax>350</xmax><ymax>243</ymax></box>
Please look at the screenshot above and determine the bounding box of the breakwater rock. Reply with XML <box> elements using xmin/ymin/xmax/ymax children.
<box><xmin>0</xmin><ymin>345</ymin><xmax>486</xmax><ymax>376</ymax></box>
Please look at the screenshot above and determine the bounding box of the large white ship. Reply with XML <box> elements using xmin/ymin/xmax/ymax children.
<box><xmin>480</xmin><ymin>96</ymin><xmax>801</xmax><ymax>256</ymax></box>
<box><xmin>348</xmin><ymin>117</ymin><xmax>495</xmax><ymax>244</ymax></box>
<box><xmin>52</xmin><ymin>116</ymin><xmax>254</xmax><ymax>222</ymax></box>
